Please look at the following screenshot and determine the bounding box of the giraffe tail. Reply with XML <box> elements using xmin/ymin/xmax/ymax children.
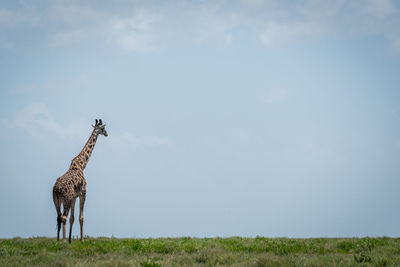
<box><xmin>53</xmin><ymin>188</ymin><xmax>62</xmax><ymax>238</ymax></box>
<box><xmin>56</xmin><ymin>213</ymin><xmax>62</xmax><ymax>230</ymax></box>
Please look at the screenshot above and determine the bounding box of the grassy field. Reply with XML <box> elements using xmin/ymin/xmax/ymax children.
<box><xmin>1</xmin><ymin>237</ymin><xmax>399</xmax><ymax>266</ymax></box>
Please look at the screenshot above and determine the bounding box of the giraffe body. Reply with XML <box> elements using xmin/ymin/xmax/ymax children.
<box><xmin>52</xmin><ymin>119</ymin><xmax>107</xmax><ymax>242</ymax></box>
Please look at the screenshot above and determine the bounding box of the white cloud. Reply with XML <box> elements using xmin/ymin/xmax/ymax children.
<box><xmin>1</xmin><ymin>103</ymin><xmax>86</xmax><ymax>139</ymax></box>
<box><xmin>297</xmin><ymin>0</ymin><xmax>346</xmax><ymax>21</ymax></box>
<box><xmin>240</xmin><ymin>0</ymin><xmax>265</xmax><ymax>7</ymax></box>
<box><xmin>0</xmin><ymin>7</ymin><xmax>21</xmax><ymax>26</ymax></box>
<box><xmin>363</xmin><ymin>0</ymin><xmax>397</xmax><ymax>19</ymax></box>
<box><xmin>108</xmin><ymin>9</ymin><xmax>163</xmax><ymax>53</ymax></box>
<box><xmin>47</xmin><ymin>4</ymin><xmax>104</xmax><ymax>25</ymax></box>
<box><xmin>46</xmin><ymin>2</ymin><xmax>237</xmax><ymax>52</ymax></box>
<box><xmin>0</xmin><ymin>38</ymin><xmax>14</xmax><ymax>49</ymax></box>
<box><xmin>51</xmin><ymin>28</ymin><xmax>92</xmax><ymax>46</ymax></box>
<box><xmin>48</xmin><ymin>7</ymin><xmax>166</xmax><ymax>52</ymax></box>
<box><xmin>1</xmin><ymin>1</ymin><xmax>400</xmax><ymax>52</ymax></box>
<box><xmin>261</xmin><ymin>88</ymin><xmax>289</xmax><ymax>105</ymax></box>
<box><xmin>259</xmin><ymin>21</ymin><xmax>321</xmax><ymax>47</ymax></box>
<box><xmin>223</xmin><ymin>34</ymin><xmax>233</xmax><ymax>46</ymax></box>
<box><xmin>47</xmin><ymin>4</ymin><xmax>107</xmax><ymax>47</ymax></box>
<box><xmin>185</xmin><ymin>2</ymin><xmax>237</xmax><ymax>47</ymax></box>
<box><xmin>392</xmin><ymin>36</ymin><xmax>400</xmax><ymax>51</ymax></box>
<box><xmin>0</xmin><ymin>7</ymin><xmax>37</xmax><ymax>26</ymax></box>
<box><xmin>31</xmin><ymin>2</ymin><xmax>238</xmax><ymax>52</ymax></box>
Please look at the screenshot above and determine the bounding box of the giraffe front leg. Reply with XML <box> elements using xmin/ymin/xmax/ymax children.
<box><xmin>68</xmin><ymin>198</ymin><xmax>76</xmax><ymax>243</ymax></box>
<box><xmin>79</xmin><ymin>192</ymin><xmax>86</xmax><ymax>241</ymax></box>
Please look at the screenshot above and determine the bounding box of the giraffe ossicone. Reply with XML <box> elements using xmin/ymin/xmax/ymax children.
<box><xmin>52</xmin><ymin>119</ymin><xmax>108</xmax><ymax>243</ymax></box>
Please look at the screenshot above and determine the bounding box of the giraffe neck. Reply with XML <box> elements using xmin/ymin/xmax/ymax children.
<box><xmin>70</xmin><ymin>129</ymin><xmax>98</xmax><ymax>171</ymax></box>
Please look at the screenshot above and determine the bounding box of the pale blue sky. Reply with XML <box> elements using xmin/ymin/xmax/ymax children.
<box><xmin>1</xmin><ymin>0</ymin><xmax>400</xmax><ymax>238</ymax></box>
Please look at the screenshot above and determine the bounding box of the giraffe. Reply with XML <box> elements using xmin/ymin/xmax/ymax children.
<box><xmin>52</xmin><ymin>119</ymin><xmax>108</xmax><ymax>243</ymax></box>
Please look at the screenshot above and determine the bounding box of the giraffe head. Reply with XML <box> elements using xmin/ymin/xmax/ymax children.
<box><xmin>92</xmin><ymin>119</ymin><xmax>108</xmax><ymax>136</ymax></box>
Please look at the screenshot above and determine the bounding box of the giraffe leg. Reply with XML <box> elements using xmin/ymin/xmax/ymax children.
<box><xmin>52</xmin><ymin>191</ymin><xmax>62</xmax><ymax>241</ymax></box>
<box><xmin>79</xmin><ymin>192</ymin><xmax>86</xmax><ymax>241</ymax></box>
<box><xmin>62</xmin><ymin>202</ymin><xmax>71</xmax><ymax>241</ymax></box>
<box><xmin>68</xmin><ymin>198</ymin><xmax>77</xmax><ymax>243</ymax></box>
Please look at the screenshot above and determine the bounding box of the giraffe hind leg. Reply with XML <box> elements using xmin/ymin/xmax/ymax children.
<box><xmin>57</xmin><ymin>213</ymin><xmax>62</xmax><ymax>241</ymax></box>
<box><xmin>62</xmin><ymin>202</ymin><xmax>71</xmax><ymax>241</ymax></box>
<box><xmin>68</xmin><ymin>198</ymin><xmax>76</xmax><ymax>243</ymax></box>
<box><xmin>53</xmin><ymin>191</ymin><xmax>62</xmax><ymax>241</ymax></box>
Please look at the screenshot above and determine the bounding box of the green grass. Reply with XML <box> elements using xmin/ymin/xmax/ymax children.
<box><xmin>1</xmin><ymin>237</ymin><xmax>399</xmax><ymax>266</ymax></box>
